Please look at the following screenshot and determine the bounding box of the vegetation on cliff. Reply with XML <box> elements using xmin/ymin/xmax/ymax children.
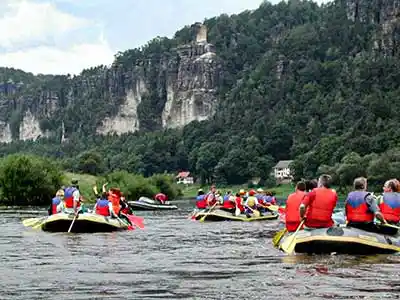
<box><xmin>1</xmin><ymin>0</ymin><xmax>400</xmax><ymax>189</ymax></box>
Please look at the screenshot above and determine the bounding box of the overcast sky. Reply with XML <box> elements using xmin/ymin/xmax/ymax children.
<box><xmin>0</xmin><ymin>0</ymin><xmax>329</xmax><ymax>75</ymax></box>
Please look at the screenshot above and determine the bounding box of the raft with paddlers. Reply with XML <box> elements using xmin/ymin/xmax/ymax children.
<box><xmin>274</xmin><ymin>226</ymin><xmax>400</xmax><ymax>255</ymax></box>
<box><xmin>128</xmin><ymin>196</ymin><xmax>178</xmax><ymax>211</ymax></box>
<box><xmin>22</xmin><ymin>212</ymin><xmax>144</xmax><ymax>233</ymax></box>
<box><xmin>192</xmin><ymin>207</ymin><xmax>279</xmax><ymax>222</ymax></box>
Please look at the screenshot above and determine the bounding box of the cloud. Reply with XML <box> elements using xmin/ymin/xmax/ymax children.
<box><xmin>0</xmin><ymin>34</ymin><xmax>115</xmax><ymax>75</ymax></box>
<box><xmin>0</xmin><ymin>0</ymin><xmax>115</xmax><ymax>75</ymax></box>
<box><xmin>0</xmin><ymin>0</ymin><xmax>89</xmax><ymax>49</ymax></box>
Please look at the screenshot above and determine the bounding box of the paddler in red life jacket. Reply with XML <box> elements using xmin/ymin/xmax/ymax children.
<box><xmin>120</xmin><ymin>194</ymin><xmax>132</xmax><ymax>215</ymax></box>
<box><xmin>155</xmin><ymin>193</ymin><xmax>167</xmax><ymax>204</ymax></box>
<box><xmin>48</xmin><ymin>189</ymin><xmax>65</xmax><ymax>215</ymax></box>
<box><xmin>235</xmin><ymin>192</ymin><xmax>244</xmax><ymax>213</ymax></box>
<box><xmin>196</xmin><ymin>189</ymin><xmax>207</xmax><ymax>209</ymax></box>
<box><xmin>221</xmin><ymin>190</ymin><xmax>236</xmax><ymax>212</ymax></box>
<box><xmin>376</xmin><ymin>179</ymin><xmax>400</xmax><ymax>234</ymax></box>
<box><xmin>93</xmin><ymin>192</ymin><xmax>116</xmax><ymax>217</ymax></box>
<box><xmin>205</xmin><ymin>185</ymin><xmax>218</xmax><ymax>207</ymax></box>
<box><xmin>300</xmin><ymin>174</ymin><xmax>338</xmax><ymax>229</ymax></box>
<box><xmin>64</xmin><ymin>179</ymin><xmax>81</xmax><ymax>214</ymax></box>
<box><xmin>345</xmin><ymin>177</ymin><xmax>386</xmax><ymax>233</ymax></box>
<box><xmin>285</xmin><ymin>181</ymin><xmax>307</xmax><ymax>232</ymax></box>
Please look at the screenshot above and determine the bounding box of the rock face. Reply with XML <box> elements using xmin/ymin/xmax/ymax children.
<box><xmin>0</xmin><ymin>22</ymin><xmax>222</xmax><ymax>142</ymax></box>
<box><xmin>162</xmin><ymin>23</ymin><xmax>220</xmax><ymax>128</ymax></box>
<box><xmin>344</xmin><ymin>0</ymin><xmax>400</xmax><ymax>55</ymax></box>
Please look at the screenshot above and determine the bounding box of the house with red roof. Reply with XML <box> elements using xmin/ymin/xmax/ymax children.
<box><xmin>176</xmin><ymin>171</ymin><xmax>194</xmax><ymax>184</ymax></box>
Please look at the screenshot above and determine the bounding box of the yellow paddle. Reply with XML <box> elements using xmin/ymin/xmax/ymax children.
<box><xmin>245</xmin><ymin>205</ymin><xmax>260</xmax><ymax>217</ymax></box>
<box><xmin>279</xmin><ymin>219</ymin><xmax>305</xmax><ymax>254</ymax></box>
<box><xmin>199</xmin><ymin>202</ymin><xmax>218</xmax><ymax>222</ymax></box>
<box><xmin>382</xmin><ymin>223</ymin><xmax>400</xmax><ymax>230</ymax></box>
<box><xmin>272</xmin><ymin>228</ymin><xmax>287</xmax><ymax>247</ymax></box>
<box><xmin>23</xmin><ymin>217</ymin><xmax>45</xmax><ymax>227</ymax></box>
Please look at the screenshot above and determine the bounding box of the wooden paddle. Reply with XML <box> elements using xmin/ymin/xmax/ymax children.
<box><xmin>272</xmin><ymin>228</ymin><xmax>287</xmax><ymax>247</ymax></box>
<box><xmin>382</xmin><ymin>223</ymin><xmax>400</xmax><ymax>230</ymax></box>
<box><xmin>245</xmin><ymin>205</ymin><xmax>260</xmax><ymax>217</ymax></box>
<box><xmin>68</xmin><ymin>212</ymin><xmax>79</xmax><ymax>233</ymax></box>
<box><xmin>199</xmin><ymin>202</ymin><xmax>218</xmax><ymax>222</ymax></box>
<box><xmin>279</xmin><ymin>219</ymin><xmax>305</xmax><ymax>254</ymax></box>
<box><xmin>23</xmin><ymin>217</ymin><xmax>46</xmax><ymax>227</ymax></box>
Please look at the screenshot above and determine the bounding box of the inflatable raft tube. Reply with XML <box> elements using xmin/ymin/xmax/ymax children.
<box><xmin>38</xmin><ymin>213</ymin><xmax>130</xmax><ymax>233</ymax></box>
<box><xmin>128</xmin><ymin>197</ymin><xmax>178</xmax><ymax>211</ymax></box>
<box><xmin>194</xmin><ymin>208</ymin><xmax>279</xmax><ymax>222</ymax></box>
<box><xmin>278</xmin><ymin>226</ymin><xmax>400</xmax><ymax>255</ymax></box>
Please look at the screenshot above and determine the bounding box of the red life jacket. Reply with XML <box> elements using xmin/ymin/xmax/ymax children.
<box><xmin>235</xmin><ymin>197</ymin><xmax>244</xmax><ymax>212</ymax></box>
<box><xmin>205</xmin><ymin>192</ymin><xmax>217</xmax><ymax>206</ymax></box>
<box><xmin>64</xmin><ymin>187</ymin><xmax>80</xmax><ymax>209</ymax></box>
<box><xmin>51</xmin><ymin>197</ymin><xmax>61</xmax><ymax>214</ymax></box>
<box><xmin>222</xmin><ymin>195</ymin><xmax>235</xmax><ymax>209</ymax></box>
<box><xmin>285</xmin><ymin>191</ymin><xmax>306</xmax><ymax>232</ymax></box>
<box><xmin>196</xmin><ymin>195</ymin><xmax>206</xmax><ymax>209</ymax></box>
<box><xmin>108</xmin><ymin>192</ymin><xmax>121</xmax><ymax>215</ymax></box>
<box><xmin>379</xmin><ymin>192</ymin><xmax>400</xmax><ymax>223</ymax></box>
<box><xmin>345</xmin><ymin>191</ymin><xmax>374</xmax><ymax>223</ymax></box>
<box><xmin>95</xmin><ymin>199</ymin><xmax>111</xmax><ymax>216</ymax></box>
<box><xmin>305</xmin><ymin>188</ymin><xmax>337</xmax><ymax>228</ymax></box>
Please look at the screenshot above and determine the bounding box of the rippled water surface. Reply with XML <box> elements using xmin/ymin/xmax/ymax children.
<box><xmin>1</xmin><ymin>199</ymin><xmax>399</xmax><ymax>300</ymax></box>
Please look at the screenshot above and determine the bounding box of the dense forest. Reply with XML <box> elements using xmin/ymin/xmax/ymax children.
<box><xmin>1</xmin><ymin>0</ymin><xmax>400</xmax><ymax>191</ymax></box>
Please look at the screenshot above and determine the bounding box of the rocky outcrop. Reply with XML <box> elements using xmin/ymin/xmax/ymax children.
<box><xmin>344</xmin><ymin>0</ymin><xmax>400</xmax><ymax>55</ymax></box>
<box><xmin>162</xmin><ymin>26</ymin><xmax>220</xmax><ymax>128</ymax></box>
<box><xmin>0</xmin><ymin>22</ymin><xmax>222</xmax><ymax>141</ymax></box>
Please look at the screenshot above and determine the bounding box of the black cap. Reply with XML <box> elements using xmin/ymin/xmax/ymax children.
<box><xmin>71</xmin><ymin>179</ymin><xmax>78</xmax><ymax>185</ymax></box>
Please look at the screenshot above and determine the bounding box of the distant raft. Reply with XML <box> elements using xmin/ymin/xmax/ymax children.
<box><xmin>193</xmin><ymin>208</ymin><xmax>279</xmax><ymax>222</ymax></box>
<box><xmin>23</xmin><ymin>213</ymin><xmax>131</xmax><ymax>233</ymax></box>
<box><xmin>128</xmin><ymin>197</ymin><xmax>178</xmax><ymax>211</ymax></box>
<box><xmin>277</xmin><ymin>226</ymin><xmax>400</xmax><ymax>255</ymax></box>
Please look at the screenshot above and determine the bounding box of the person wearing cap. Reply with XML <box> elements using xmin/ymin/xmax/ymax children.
<box><xmin>239</xmin><ymin>189</ymin><xmax>247</xmax><ymax>202</ymax></box>
<box><xmin>64</xmin><ymin>179</ymin><xmax>81</xmax><ymax>214</ymax></box>
<box><xmin>244</xmin><ymin>189</ymin><xmax>259</xmax><ymax>217</ymax></box>
<box><xmin>154</xmin><ymin>192</ymin><xmax>168</xmax><ymax>205</ymax></box>
<box><xmin>48</xmin><ymin>189</ymin><xmax>65</xmax><ymax>215</ymax></box>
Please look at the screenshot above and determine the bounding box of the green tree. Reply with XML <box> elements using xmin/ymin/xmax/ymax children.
<box><xmin>0</xmin><ymin>154</ymin><xmax>63</xmax><ymax>206</ymax></box>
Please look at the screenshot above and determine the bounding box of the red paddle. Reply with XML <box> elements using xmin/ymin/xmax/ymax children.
<box><xmin>126</xmin><ymin>214</ymin><xmax>145</xmax><ymax>229</ymax></box>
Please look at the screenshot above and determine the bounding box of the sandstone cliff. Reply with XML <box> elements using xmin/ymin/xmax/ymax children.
<box><xmin>0</xmin><ymin>22</ymin><xmax>222</xmax><ymax>142</ymax></box>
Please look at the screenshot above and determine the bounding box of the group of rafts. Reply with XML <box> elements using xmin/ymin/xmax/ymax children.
<box><xmin>22</xmin><ymin>176</ymin><xmax>400</xmax><ymax>256</ymax></box>
<box><xmin>190</xmin><ymin>177</ymin><xmax>400</xmax><ymax>255</ymax></box>
<box><xmin>22</xmin><ymin>181</ymin><xmax>158</xmax><ymax>233</ymax></box>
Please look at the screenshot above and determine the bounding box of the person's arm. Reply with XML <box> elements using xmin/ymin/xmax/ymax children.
<box><xmin>109</xmin><ymin>202</ymin><xmax>116</xmax><ymax>217</ymax></box>
<box><xmin>73</xmin><ymin>190</ymin><xmax>80</xmax><ymax>212</ymax></box>
<box><xmin>365</xmin><ymin>194</ymin><xmax>386</xmax><ymax>223</ymax></box>
<box><xmin>300</xmin><ymin>190</ymin><xmax>315</xmax><ymax>219</ymax></box>
<box><xmin>102</xmin><ymin>183</ymin><xmax>108</xmax><ymax>193</ymax></box>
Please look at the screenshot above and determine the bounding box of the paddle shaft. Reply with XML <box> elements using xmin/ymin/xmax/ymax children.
<box><xmin>284</xmin><ymin>219</ymin><xmax>305</xmax><ymax>254</ymax></box>
<box><xmin>199</xmin><ymin>202</ymin><xmax>218</xmax><ymax>222</ymax></box>
<box><xmin>68</xmin><ymin>212</ymin><xmax>79</xmax><ymax>233</ymax></box>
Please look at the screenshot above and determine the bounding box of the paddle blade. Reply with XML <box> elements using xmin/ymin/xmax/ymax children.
<box><xmin>235</xmin><ymin>207</ymin><xmax>241</xmax><ymax>216</ymax></box>
<box><xmin>267</xmin><ymin>205</ymin><xmax>279</xmax><ymax>212</ymax></box>
<box><xmin>272</xmin><ymin>228</ymin><xmax>287</xmax><ymax>247</ymax></box>
<box><xmin>253</xmin><ymin>210</ymin><xmax>260</xmax><ymax>217</ymax></box>
<box><xmin>23</xmin><ymin>217</ymin><xmax>42</xmax><ymax>227</ymax></box>
<box><xmin>280</xmin><ymin>234</ymin><xmax>297</xmax><ymax>254</ymax></box>
<box><xmin>127</xmin><ymin>215</ymin><xmax>145</xmax><ymax>229</ymax></box>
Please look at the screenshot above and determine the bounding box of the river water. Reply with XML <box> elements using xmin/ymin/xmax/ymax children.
<box><xmin>0</xmin><ymin>199</ymin><xmax>399</xmax><ymax>300</ymax></box>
